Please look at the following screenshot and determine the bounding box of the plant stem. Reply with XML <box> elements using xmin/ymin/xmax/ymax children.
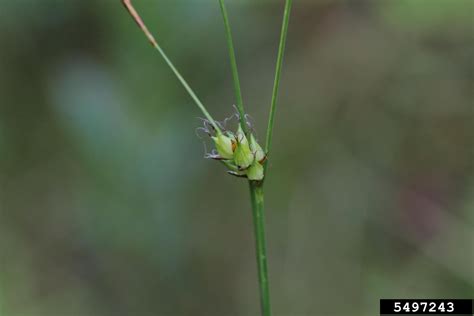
<box><xmin>124</xmin><ymin>3</ymin><xmax>292</xmax><ymax>316</ymax></box>
<box><xmin>218</xmin><ymin>2</ymin><xmax>272</xmax><ymax>314</ymax></box>
<box><xmin>122</xmin><ymin>0</ymin><xmax>221</xmax><ymax>132</ymax></box>
<box><xmin>218</xmin><ymin>0</ymin><xmax>249</xmax><ymax>135</ymax></box>
<box><xmin>249</xmin><ymin>181</ymin><xmax>271</xmax><ymax>316</ymax></box>
<box><xmin>265</xmin><ymin>0</ymin><xmax>293</xmax><ymax>157</ymax></box>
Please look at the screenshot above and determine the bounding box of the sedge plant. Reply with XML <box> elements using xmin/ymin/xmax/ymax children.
<box><xmin>122</xmin><ymin>1</ymin><xmax>292</xmax><ymax>315</ymax></box>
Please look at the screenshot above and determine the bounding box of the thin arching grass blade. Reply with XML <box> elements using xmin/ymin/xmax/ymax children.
<box><xmin>122</xmin><ymin>0</ymin><xmax>220</xmax><ymax>132</ymax></box>
<box><xmin>265</xmin><ymin>0</ymin><xmax>293</xmax><ymax>160</ymax></box>
<box><xmin>218</xmin><ymin>0</ymin><xmax>249</xmax><ymax>135</ymax></box>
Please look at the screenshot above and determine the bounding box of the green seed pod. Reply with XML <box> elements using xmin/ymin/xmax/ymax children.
<box><xmin>250</xmin><ymin>134</ymin><xmax>266</xmax><ymax>163</ymax></box>
<box><xmin>233</xmin><ymin>126</ymin><xmax>254</xmax><ymax>169</ymax></box>
<box><xmin>212</xmin><ymin>132</ymin><xmax>234</xmax><ymax>160</ymax></box>
<box><xmin>235</xmin><ymin>125</ymin><xmax>248</xmax><ymax>145</ymax></box>
<box><xmin>247</xmin><ymin>161</ymin><xmax>264</xmax><ymax>181</ymax></box>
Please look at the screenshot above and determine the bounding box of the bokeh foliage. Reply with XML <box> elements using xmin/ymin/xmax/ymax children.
<box><xmin>0</xmin><ymin>0</ymin><xmax>473</xmax><ymax>315</ymax></box>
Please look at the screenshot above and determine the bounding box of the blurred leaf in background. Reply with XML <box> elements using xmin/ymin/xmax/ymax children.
<box><xmin>0</xmin><ymin>0</ymin><xmax>473</xmax><ymax>315</ymax></box>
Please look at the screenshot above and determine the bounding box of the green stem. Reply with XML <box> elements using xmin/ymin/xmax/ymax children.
<box><xmin>249</xmin><ymin>182</ymin><xmax>271</xmax><ymax>316</ymax></box>
<box><xmin>218</xmin><ymin>0</ymin><xmax>249</xmax><ymax>135</ymax></box>
<box><xmin>153</xmin><ymin>43</ymin><xmax>220</xmax><ymax>130</ymax></box>
<box><xmin>265</xmin><ymin>0</ymin><xmax>293</xmax><ymax>157</ymax></box>
<box><xmin>219</xmin><ymin>2</ymin><xmax>271</xmax><ymax>313</ymax></box>
<box><xmin>122</xmin><ymin>0</ymin><xmax>221</xmax><ymax>132</ymax></box>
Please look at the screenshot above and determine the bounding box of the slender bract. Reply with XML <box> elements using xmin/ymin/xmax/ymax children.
<box><xmin>218</xmin><ymin>0</ymin><xmax>249</xmax><ymax>135</ymax></box>
<box><xmin>122</xmin><ymin>0</ymin><xmax>220</xmax><ymax>132</ymax></box>
<box><xmin>265</xmin><ymin>0</ymin><xmax>293</xmax><ymax>159</ymax></box>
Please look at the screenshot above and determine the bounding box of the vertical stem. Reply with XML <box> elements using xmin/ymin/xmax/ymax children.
<box><xmin>249</xmin><ymin>182</ymin><xmax>271</xmax><ymax>316</ymax></box>
<box><xmin>219</xmin><ymin>1</ymin><xmax>271</xmax><ymax>313</ymax></box>
<box><xmin>218</xmin><ymin>0</ymin><xmax>249</xmax><ymax>135</ymax></box>
<box><xmin>265</xmin><ymin>0</ymin><xmax>293</xmax><ymax>157</ymax></box>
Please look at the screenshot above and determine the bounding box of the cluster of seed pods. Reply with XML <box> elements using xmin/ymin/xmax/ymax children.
<box><xmin>200</xmin><ymin>115</ymin><xmax>267</xmax><ymax>181</ymax></box>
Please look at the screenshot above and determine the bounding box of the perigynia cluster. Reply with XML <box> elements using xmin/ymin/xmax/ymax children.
<box><xmin>203</xmin><ymin>119</ymin><xmax>266</xmax><ymax>181</ymax></box>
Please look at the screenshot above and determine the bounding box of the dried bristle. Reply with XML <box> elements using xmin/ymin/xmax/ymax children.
<box><xmin>122</xmin><ymin>0</ymin><xmax>158</xmax><ymax>47</ymax></box>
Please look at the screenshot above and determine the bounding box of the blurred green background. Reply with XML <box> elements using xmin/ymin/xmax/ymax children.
<box><xmin>0</xmin><ymin>0</ymin><xmax>473</xmax><ymax>315</ymax></box>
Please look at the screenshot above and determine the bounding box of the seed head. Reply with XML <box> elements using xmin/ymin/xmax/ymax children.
<box><xmin>203</xmin><ymin>115</ymin><xmax>266</xmax><ymax>181</ymax></box>
<box><xmin>233</xmin><ymin>126</ymin><xmax>254</xmax><ymax>170</ymax></box>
